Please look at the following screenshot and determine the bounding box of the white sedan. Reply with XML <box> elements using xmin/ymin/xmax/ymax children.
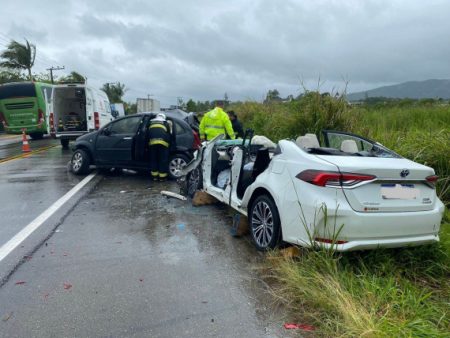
<box><xmin>181</xmin><ymin>130</ymin><xmax>445</xmax><ymax>251</ymax></box>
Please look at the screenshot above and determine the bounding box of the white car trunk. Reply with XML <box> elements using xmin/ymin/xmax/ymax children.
<box><xmin>317</xmin><ymin>156</ymin><xmax>437</xmax><ymax>212</ymax></box>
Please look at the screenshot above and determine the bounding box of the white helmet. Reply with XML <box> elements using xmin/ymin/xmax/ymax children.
<box><xmin>156</xmin><ymin>113</ymin><xmax>166</xmax><ymax>120</ymax></box>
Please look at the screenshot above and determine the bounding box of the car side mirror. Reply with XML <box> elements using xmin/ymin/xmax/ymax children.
<box><xmin>103</xmin><ymin>128</ymin><xmax>111</xmax><ymax>136</ymax></box>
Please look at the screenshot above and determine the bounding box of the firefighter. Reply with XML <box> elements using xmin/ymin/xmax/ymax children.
<box><xmin>148</xmin><ymin>113</ymin><xmax>171</xmax><ymax>181</ymax></box>
<box><xmin>199</xmin><ymin>101</ymin><xmax>235</xmax><ymax>141</ymax></box>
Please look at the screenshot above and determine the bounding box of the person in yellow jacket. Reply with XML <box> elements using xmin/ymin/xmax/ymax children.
<box><xmin>199</xmin><ymin>102</ymin><xmax>235</xmax><ymax>141</ymax></box>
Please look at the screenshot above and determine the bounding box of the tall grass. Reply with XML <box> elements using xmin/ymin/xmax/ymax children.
<box><xmin>267</xmin><ymin>217</ymin><xmax>449</xmax><ymax>337</ymax></box>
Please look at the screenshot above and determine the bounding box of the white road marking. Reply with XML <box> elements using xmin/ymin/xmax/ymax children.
<box><xmin>0</xmin><ymin>173</ymin><xmax>96</xmax><ymax>262</ymax></box>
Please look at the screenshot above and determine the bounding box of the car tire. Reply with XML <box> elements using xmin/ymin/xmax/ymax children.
<box><xmin>168</xmin><ymin>154</ymin><xmax>190</xmax><ymax>180</ymax></box>
<box><xmin>71</xmin><ymin>149</ymin><xmax>91</xmax><ymax>175</ymax></box>
<box><xmin>60</xmin><ymin>139</ymin><xmax>70</xmax><ymax>149</ymax></box>
<box><xmin>249</xmin><ymin>194</ymin><xmax>282</xmax><ymax>251</ymax></box>
<box><xmin>187</xmin><ymin>166</ymin><xmax>203</xmax><ymax>197</ymax></box>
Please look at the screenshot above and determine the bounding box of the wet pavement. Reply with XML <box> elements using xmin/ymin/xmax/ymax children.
<box><xmin>0</xmin><ymin>145</ymin><xmax>81</xmax><ymax>248</ymax></box>
<box><xmin>0</xmin><ymin>135</ymin><xmax>58</xmax><ymax>162</ymax></box>
<box><xmin>0</xmin><ymin>169</ymin><xmax>290</xmax><ymax>337</ymax></box>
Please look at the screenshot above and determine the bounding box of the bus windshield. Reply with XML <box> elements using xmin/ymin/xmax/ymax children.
<box><xmin>0</xmin><ymin>83</ymin><xmax>37</xmax><ymax>100</ymax></box>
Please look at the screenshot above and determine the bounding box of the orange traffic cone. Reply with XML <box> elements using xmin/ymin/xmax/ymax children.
<box><xmin>22</xmin><ymin>129</ymin><xmax>31</xmax><ymax>152</ymax></box>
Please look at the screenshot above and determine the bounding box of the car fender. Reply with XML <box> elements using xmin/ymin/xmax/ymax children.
<box><xmin>73</xmin><ymin>140</ymin><xmax>96</xmax><ymax>164</ymax></box>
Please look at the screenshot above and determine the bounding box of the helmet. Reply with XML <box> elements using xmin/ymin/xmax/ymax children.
<box><xmin>157</xmin><ymin>113</ymin><xmax>166</xmax><ymax>120</ymax></box>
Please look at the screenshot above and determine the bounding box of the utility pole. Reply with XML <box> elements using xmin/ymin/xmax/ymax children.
<box><xmin>47</xmin><ymin>66</ymin><xmax>65</xmax><ymax>84</ymax></box>
<box><xmin>147</xmin><ymin>94</ymin><xmax>153</xmax><ymax>100</ymax></box>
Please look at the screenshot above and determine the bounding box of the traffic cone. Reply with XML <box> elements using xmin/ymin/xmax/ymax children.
<box><xmin>22</xmin><ymin>129</ymin><xmax>31</xmax><ymax>152</ymax></box>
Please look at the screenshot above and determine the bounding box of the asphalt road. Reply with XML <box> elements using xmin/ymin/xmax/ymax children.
<box><xmin>0</xmin><ymin>141</ymin><xmax>290</xmax><ymax>337</ymax></box>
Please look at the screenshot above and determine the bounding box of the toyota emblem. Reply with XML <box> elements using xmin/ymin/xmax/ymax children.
<box><xmin>400</xmin><ymin>169</ymin><xmax>410</xmax><ymax>178</ymax></box>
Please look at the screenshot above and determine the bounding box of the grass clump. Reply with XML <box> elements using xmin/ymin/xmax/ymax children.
<box><xmin>266</xmin><ymin>218</ymin><xmax>449</xmax><ymax>337</ymax></box>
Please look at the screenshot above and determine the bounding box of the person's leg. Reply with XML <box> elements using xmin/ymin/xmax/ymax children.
<box><xmin>149</xmin><ymin>145</ymin><xmax>159</xmax><ymax>180</ymax></box>
<box><xmin>158</xmin><ymin>145</ymin><xmax>169</xmax><ymax>181</ymax></box>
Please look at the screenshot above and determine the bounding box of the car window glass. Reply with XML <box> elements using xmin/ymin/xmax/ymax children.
<box><xmin>327</xmin><ymin>133</ymin><xmax>371</xmax><ymax>152</ymax></box>
<box><xmin>173</xmin><ymin>121</ymin><xmax>186</xmax><ymax>135</ymax></box>
<box><xmin>110</xmin><ymin>116</ymin><xmax>142</xmax><ymax>134</ymax></box>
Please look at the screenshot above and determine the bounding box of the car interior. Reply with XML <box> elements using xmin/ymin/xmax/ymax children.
<box><xmin>209</xmin><ymin>131</ymin><xmax>275</xmax><ymax>199</ymax></box>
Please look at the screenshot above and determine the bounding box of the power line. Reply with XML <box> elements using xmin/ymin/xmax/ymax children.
<box><xmin>47</xmin><ymin>66</ymin><xmax>65</xmax><ymax>84</ymax></box>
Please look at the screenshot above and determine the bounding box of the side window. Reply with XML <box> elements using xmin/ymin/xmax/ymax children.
<box><xmin>173</xmin><ymin>121</ymin><xmax>186</xmax><ymax>135</ymax></box>
<box><xmin>327</xmin><ymin>133</ymin><xmax>371</xmax><ymax>152</ymax></box>
<box><xmin>104</xmin><ymin>101</ymin><xmax>111</xmax><ymax>113</ymax></box>
<box><xmin>110</xmin><ymin>116</ymin><xmax>142</xmax><ymax>134</ymax></box>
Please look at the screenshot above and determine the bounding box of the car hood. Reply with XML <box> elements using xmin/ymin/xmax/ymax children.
<box><xmin>76</xmin><ymin>130</ymin><xmax>98</xmax><ymax>142</ymax></box>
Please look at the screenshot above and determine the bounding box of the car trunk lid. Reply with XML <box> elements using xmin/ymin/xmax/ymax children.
<box><xmin>316</xmin><ymin>156</ymin><xmax>437</xmax><ymax>212</ymax></box>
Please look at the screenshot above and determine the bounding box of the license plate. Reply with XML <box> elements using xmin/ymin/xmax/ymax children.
<box><xmin>381</xmin><ymin>184</ymin><xmax>420</xmax><ymax>200</ymax></box>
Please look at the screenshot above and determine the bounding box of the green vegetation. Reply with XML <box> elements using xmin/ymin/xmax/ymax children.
<box><xmin>234</xmin><ymin>92</ymin><xmax>449</xmax><ymax>336</ymax></box>
<box><xmin>267</xmin><ymin>215</ymin><xmax>449</xmax><ymax>337</ymax></box>
<box><xmin>0</xmin><ymin>39</ymin><xmax>36</xmax><ymax>80</ymax></box>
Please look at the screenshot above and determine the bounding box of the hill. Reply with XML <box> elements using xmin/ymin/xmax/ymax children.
<box><xmin>346</xmin><ymin>79</ymin><xmax>450</xmax><ymax>101</ymax></box>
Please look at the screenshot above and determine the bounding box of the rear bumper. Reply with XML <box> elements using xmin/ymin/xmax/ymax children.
<box><xmin>5</xmin><ymin>124</ymin><xmax>47</xmax><ymax>134</ymax></box>
<box><xmin>295</xmin><ymin>200</ymin><xmax>445</xmax><ymax>251</ymax></box>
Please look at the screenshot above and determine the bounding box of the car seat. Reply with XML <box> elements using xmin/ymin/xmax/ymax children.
<box><xmin>341</xmin><ymin>139</ymin><xmax>358</xmax><ymax>153</ymax></box>
<box><xmin>304</xmin><ymin>133</ymin><xmax>320</xmax><ymax>148</ymax></box>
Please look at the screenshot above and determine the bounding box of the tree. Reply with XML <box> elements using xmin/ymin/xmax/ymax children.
<box><xmin>0</xmin><ymin>39</ymin><xmax>36</xmax><ymax>80</ymax></box>
<box><xmin>0</xmin><ymin>68</ymin><xmax>26</xmax><ymax>84</ymax></box>
<box><xmin>101</xmin><ymin>82</ymin><xmax>127</xmax><ymax>102</ymax></box>
<box><xmin>264</xmin><ymin>89</ymin><xmax>281</xmax><ymax>103</ymax></box>
<box><xmin>186</xmin><ymin>99</ymin><xmax>197</xmax><ymax>112</ymax></box>
<box><xmin>59</xmin><ymin>71</ymin><xmax>85</xmax><ymax>83</ymax></box>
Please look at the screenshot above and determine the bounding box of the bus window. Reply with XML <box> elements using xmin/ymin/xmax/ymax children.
<box><xmin>41</xmin><ymin>86</ymin><xmax>52</xmax><ymax>104</ymax></box>
<box><xmin>0</xmin><ymin>83</ymin><xmax>36</xmax><ymax>99</ymax></box>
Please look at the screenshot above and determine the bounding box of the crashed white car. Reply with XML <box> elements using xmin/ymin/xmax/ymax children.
<box><xmin>181</xmin><ymin>130</ymin><xmax>444</xmax><ymax>251</ymax></box>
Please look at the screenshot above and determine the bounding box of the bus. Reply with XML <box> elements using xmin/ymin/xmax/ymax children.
<box><xmin>0</xmin><ymin>82</ymin><xmax>53</xmax><ymax>139</ymax></box>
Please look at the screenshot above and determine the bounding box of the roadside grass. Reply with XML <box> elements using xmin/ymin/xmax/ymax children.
<box><xmin>266</xmin><ymin>211</ymin><xmax>450</xmax><ymax>337</ymax></box>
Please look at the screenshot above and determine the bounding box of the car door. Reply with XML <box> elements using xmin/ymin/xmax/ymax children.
<box><xmin>171</xmin><ymin>119</ymin><xmax>193</xmax><ymax>152</ymax></box>
<box><xmin>95</xmin><ymin>115</ymin><xmax>143</xmax><ymax>165</ymax></box>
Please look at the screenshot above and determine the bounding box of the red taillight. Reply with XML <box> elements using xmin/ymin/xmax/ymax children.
<box><xmin>297</xmin><ymin>170</ymin><xmax>376</xmax><ymax>187</ymax></box>
<box><xmin>94</xmin><ymin>112</ymin><xmax>100</xmax><ymax>130</ymax></box>
<box><xmin>38</xmin><ymin>108</ymin><xmax>44</xmax><ymax>127</ymax></box>
<box><xmin>0</xmin><ymin>111</ymin><xmax>7</xmax><ymax>127</ymax></box>
<box><xmin>49</xmin><ymin>113</ymin><xmax>55</xmax><ymax>133</ymax></box>
<box><xmin>426</xmin><ymin>175</ymin><xmax>438</xmax><ymax>187</ymax></box>
<box><xmin>192</xmin><ymin>130</ymin><xmax>201</xmax><ymax>150</ymax></box>
<box><xmin>314</xmin><ymin>237</ymin><xmax>348</xmax><ymax>245</ymax></box>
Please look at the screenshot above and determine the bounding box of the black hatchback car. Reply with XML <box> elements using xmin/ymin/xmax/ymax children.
<box><xmin>70</xmin><ymin>113</ymin><xmax>201</xmax><ymax>179</ymax></box>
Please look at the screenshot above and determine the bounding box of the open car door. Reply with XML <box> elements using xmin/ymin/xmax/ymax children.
<box><xmin>96</xmin><ymin>115</ymin><xmax>144</xmax><ymax>165</ymax></box>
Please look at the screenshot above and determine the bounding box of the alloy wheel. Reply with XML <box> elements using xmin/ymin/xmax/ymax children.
<box><xmin>72</xmin><ymin>152</ymin><xmax>83</xmax><ymax>172</ymax></box>
<box><xmin>251</xmin><ymin>201</ymin><xmax>274</xmax><ymax>247</ymax></box>
<box><xmin>169</xmin><ymin>157</ymin><xmax>187</xmax><ymax>178</ymax></box>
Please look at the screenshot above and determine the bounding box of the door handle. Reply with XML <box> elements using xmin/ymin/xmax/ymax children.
<box><xmin>122</xmin><ymin>137</ymin><xmax>132</xmax><ymax>140</ymax></box>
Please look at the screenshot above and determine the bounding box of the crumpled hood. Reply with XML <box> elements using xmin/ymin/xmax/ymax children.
<box><xmin>208</xmin><ymin>108</ymin><xmax>220</xmax><ymax>119</ymax></box>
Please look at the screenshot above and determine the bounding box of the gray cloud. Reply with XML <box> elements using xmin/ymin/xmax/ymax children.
<box><xmin>1</xmin><ymin>0</ymin><xmax>449</xmax><ymax>105</ymax></box>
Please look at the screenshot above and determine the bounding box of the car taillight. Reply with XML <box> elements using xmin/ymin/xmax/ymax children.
<box><xmin>426</xmin><ymin>175</ymin><xmax>438</xmax><ymax>188</ymax></box>
<box><xmin>314</xmin><ymin>237</ymin><xmax>348</xmax><ymax>245</ymax></box>
<box><xmin>192</xmin><ymin>130</ymin><xmax>201</xmax><ymax>150</ymax></box>
<box><xmin>0</xmin><ymin>111</ymin><xmax>7</xmax><ymax>127</ymax></box>
<box><xmin>49</xmin><ymin>113</ymin><xmax>55</xmax><ymax>133</ymax></box>
<box><xmin>38</xmin><ymin>108</ymin><xmax>44</xmax><ymax>126</ymax></box>
<box><xmin>296</xmin><ymin>170</ymin><xmax>376</xmax><ymax>187</ymax></box>
<box><xmin>94</xmin><ymin>112</ymin><xmax>100</xmax><ymax>130</ymax></box>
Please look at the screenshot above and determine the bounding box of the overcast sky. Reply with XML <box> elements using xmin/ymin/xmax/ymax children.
<box><xmin>1</xmin><ymin>0</ymin><xmax>449</xmax><ymax>106</ymax></box>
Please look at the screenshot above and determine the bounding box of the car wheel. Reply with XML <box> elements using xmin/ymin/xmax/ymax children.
<box><xmin>60</xmin><ymin>139</ymin><xmax>70</xmax><ymax>149</ymax></box>
<box><xmin>187</xmin><ymin>166</ymin><xmax>203</xmax><ymax>197</ymax></box>
<box><xmin>168</xmin><ymin>154</ymin><xmax>190</xmax><ymax>180</ymax></box>
<box><xmin>71</xmin><ymin>149</ymin><xmax>90</xmax><ymax>175</ymax></box>
<box><xmin>249</xmin><ymin>195</ymin><xmax>282</xmax><ymax>251</ymax></box>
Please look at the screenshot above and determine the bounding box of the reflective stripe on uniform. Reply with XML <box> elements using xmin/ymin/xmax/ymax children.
<box><xmin>159</xmin><ymin>172</ymin><xmax>168</xmax><ymax>178</ymax></box>
<box><xmin>205</xmin><ymin>125</ymin><xmax>225</xmax><ymax>130</ymax></box>
<box><xmin>149</xmin><ymin>139</ymin><xmax>169</xmax><ymax>147</ymax></box>
<box><xmin>151</xmin><ymin>171</ymin><xmax>159</xmax><ymax>177</ymax></box>
<box><xmin>149</xmin><ymin>124</ymin><xmax>167</xmax><ymax>132</ymax></box>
